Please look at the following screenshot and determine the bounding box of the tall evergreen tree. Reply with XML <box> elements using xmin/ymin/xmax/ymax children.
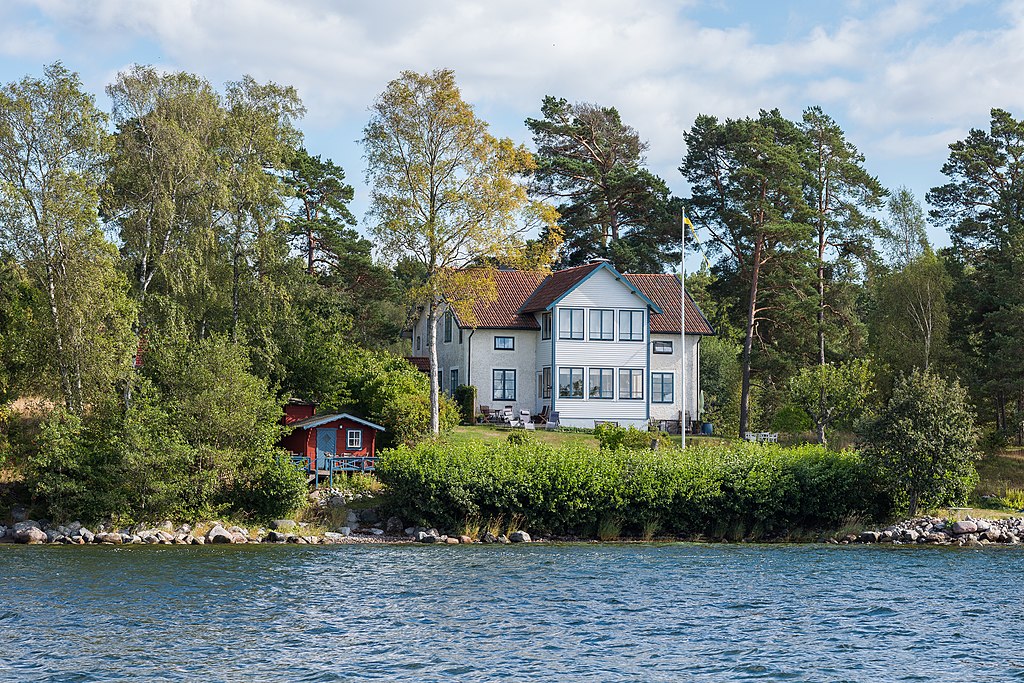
<box><xmin>526</xmin><ymin>96</ymin><xmax>681</xmax><ymax>272</ymax></box>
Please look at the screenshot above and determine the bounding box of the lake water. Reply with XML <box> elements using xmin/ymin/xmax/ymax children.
<box><xmin>1</xmin><ymin>543</ymin><xmax>1022</xmax><ymax>682</ymax></box>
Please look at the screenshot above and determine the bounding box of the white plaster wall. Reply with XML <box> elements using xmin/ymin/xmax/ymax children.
<box><xmin>468</xmin><ymin>329</ymin><xmax>538</xmax><ymax>416</ymax></box>
<box><xmin>649</xmin><ymin>333</ymin><xmax>701</xmax><ymax>424</ymax></box>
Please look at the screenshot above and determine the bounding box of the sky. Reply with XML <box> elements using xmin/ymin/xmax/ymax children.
<box><xmin>2</xmin><ymin>0</ymin><xmax>1023</xmax><ymax>252</ymax></box>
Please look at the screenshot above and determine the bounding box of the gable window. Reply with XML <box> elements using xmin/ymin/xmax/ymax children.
<box><xmin>443</xmin><ymin>312</ymin><xmax>453</xmax><ymax>343</ymax></box>
<box><xmin>450</xmin><ymin>368</ymin><xmax>459</xmax><ymax>395</ymax></box>
<box><xmin>619</xmin><ymin>368</ymin><xmax>643</xmax><ymax>400</ymax></box>
<box><xmin>652</xmin><ymin>340</ymin><xmax>673</xmax><ymax>354</ymax></box>
<box><xmin>346</xmin><ymin>429</ymin><xmax>363</xmax><ymax>450</ymax></box>
<box><xmin>542</xmin><ymin>366</ymin><xmax>551</xmax><ymax>399</ymax></box>
<box><xmin>651</xmin><ymin>372</ymin><xmax>674</xmax><ymax>403</ymax></box>
<box><xmin>493</xmin><ymin>369</ymin><xmax>516</xmax><ymax>401</ymax></box>
<box><xmin>459</xmin><ymin>328</ymin><xmax>463</xmax><ymax>344</ymax></box>
<box><xmin>558</xmin><ymin>367</ymin><xmax>584</xmax><ymax>398</ymax></box>
<box><xmin>588</xmin><ymin>368</ymin><xmax>614</xmax><ymax>399</ymax></box>
<box><xmin>589</xmin><ymin>309</ymin><xmax>614</xmax><ymax>341</ymax></box>
<box><xmin>541</xmin><ymin>312</ymin><xmax>552</xmax><ymax>340</ymax></box>
<box><xmin>494</xmin><ymin>336</ymin><xmax>515</xmax><ymax>350</ymax></box>
<box><xmin>619</xmin><ymin>310</ymin><xmax>644</xmax><ymax>341</ymax></box>
<box><xmin>559</xmin><ymin>308</ymin><xmax>584</xmax><ymax>340</ymax></box>
<box><xmin>415</xmin><ymin>335</ymin><xmax>421</xmax><ymax>352</ymax></box>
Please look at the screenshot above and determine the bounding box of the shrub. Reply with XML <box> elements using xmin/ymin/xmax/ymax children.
<box><xmin>453</xmin><ymin>384</ymin><xmax>476</xmax><ymax>425</ymax></box>
<box><xmin>228</xmin><ymin>450</ymin><xmax>308</xmax><ymax>521</ymax></box>
<box><xmin>595</xmin><ymin>423</ymin><xmax>665</xmax><ymax>450</ymax></box>
<box><xmin>376</xmin><ymin>438</ymin><xmax>889</xmax><ymax>537</ymax></box>
<box><xmin>860</xmin><ymin>369</ymin><xmax>978</xmax><ymax>515</ymax></box>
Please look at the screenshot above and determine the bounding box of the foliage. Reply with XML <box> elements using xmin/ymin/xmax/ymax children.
<box><xmin>698</xmin><ymin>335</ymin><xmax>742</xmax><ymax>431</ymax></box>
<box><xmin>594</xmin><ymin>423</ymin><xmax>663</xmax><ymax>451</ymax></box>
<box><xmin>453</xmin><ymin>384</ymin><xmax>477</xmax><ymax>425</ymax></box>
<box><xmin>928</xmin><ymin>108</ymin><xmax>1024</xmax><ymax>444</ymax></box>
<box><xmin>227</xmin><ymin>449</ymin><xmax>308</xmax><ymax>520</ymax></box>
<box><xmin>377</xmin><ymin>439</ymin><xmax>890</xmax><ymax>538</ymax></box>
<box><xmin>525</xmin><ymin>96</ymin><xmax>682</xmax><ymax>271</ymax></box>
<box><xmin>860</xmin><ymin>369</ymin><xmax>979</xmax><ymax>515</ymax></box>
<box><xmin>363</xmin><ymin>68</ymin><xmax>554</xmax><ymax>435</ymax></box>
<box><xmin>787</xmin><ymin>359</ymin><xmax>873</xmax><ymax>445</ymax></box>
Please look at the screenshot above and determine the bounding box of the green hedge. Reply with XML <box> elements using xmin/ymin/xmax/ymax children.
<box><xmin>376</xmin><ymin>440</ymin><xmax>892</xmax><ymax>538</ymax></box>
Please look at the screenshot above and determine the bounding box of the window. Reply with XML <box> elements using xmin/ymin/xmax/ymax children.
<box><xmin>619</xmin><ymin>310</ymin><xmax>644</xmax><ymax>341</ymax></box>
<box><xmin>443</xmin><ymin>312</ymin><xmax>453</xmax><ymax>343</ymax></box>
<box><xmin>493</xmin><ymin>369</ymin><xmax>516</xmax><ymax>401</ymax></box>
<box><xmin>450</xmin><ymin>368</ymin><xmax>459</xmax><ymax>395</ymax></box>
<box><xmin>459</xmin><ymin>328</ymin><xmax>463</xmax><ymax>344</ymax></box>
<box><xmin>619</xmin><ymin>369</ymin><xmax>643</xmax><ymax>400</ymax></box>
<box><xmin>542</xmin><ymin>366</ymin><xmax>551</xmax><ymax>399</ymax></box>
<box><xmin>541</xmin><ymin>312</ymin><xmax>552</xmax><ymax>340</ymax></box>
<box><xmin>559</xmin><ymin>308</ymin><xmax>584</xmax><ymax>340</ymax></box>
<box><xmin>651</xmin><ymin>372</ymin><xmax>674</xmax><ymax>403</ymax></box>
<box><xmin>652</xmin><ymin>340</ymin><xmax>673</xmax><ymax>354</ymax></box>
<box><xmin>437</xmin><ymin>370</ymin><xmax>443</xmax><ymax>393</ymax></box>
<box><xmin>415</xmin><ymin>335</ymin><xmax>421</xmax><ymax>352</ymax></box>
<box><xmin>346</xmin><ymin>429</ymin><xmax>362</xmax><ymax>450</ymax></box>
<box><xmin>559</xmin><ymin>367</ymin><xmax>584</xmax><ymax>398</ymax></box>
<box><xmin>588</xmin><ymin>368</ymin><xmax>614</xmax><ymax>399</ymax></box>
<box><xmin>494</xmin><ymin>336</ymin><xmax>515</xmax><ymax>350</ymax></box>
<box><xmin>590</xmin><ymin>309</ymin><xmax>614</xmax><ymax>341</ymax></box>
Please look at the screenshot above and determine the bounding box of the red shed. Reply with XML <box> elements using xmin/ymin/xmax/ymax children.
<box><xmin>279</xmin><ymin>401</ymin><xmax>385</xmax><ymax>476</ymax></box>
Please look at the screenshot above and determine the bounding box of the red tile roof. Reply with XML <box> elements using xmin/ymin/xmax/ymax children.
<box><xmin>519</xmin><ymin>262</ymin><xmax>603</xmax><ymax>313</ymax></box>
<box><xmin>404</xmin><ymin>356</ymin><xmax>431</xmax><ymax>373</ymax></box>
<box><xmin>467</xmin><ymin>270</ymin><xmax>548</xmax><ymax>328</ymax></box>
<box><xmin>625</xmin><ymin>273</ymin><xmax>715</xmax><ymax>335</ymax></box>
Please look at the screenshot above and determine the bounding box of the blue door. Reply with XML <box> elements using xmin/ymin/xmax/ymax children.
<box><xmin>315</xmin><ymin>428</ymin><xmax>337</xmax><ymax>470</ymax></box>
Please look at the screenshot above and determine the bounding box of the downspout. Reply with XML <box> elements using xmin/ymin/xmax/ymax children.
<box><xmin>467</xmin><ymin>328</ymin><xmax>475</xmax><ymax>415</ymax></box>
<box><xmin>645</xmin><ymin>308</ymin><xmax>650</xmax><ymax>425</ymax></box>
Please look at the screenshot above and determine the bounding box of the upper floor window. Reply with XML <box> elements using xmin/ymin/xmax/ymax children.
<box><xmin>541</xmin><ymin>312</ymin><xmax>552</xmax><ymax>340</ymax></box>
<box><xmin>494</xmin><ymin>336</ymin><xmax>515</xmax><ymax>350</ymax></box>
<box><xmin>619</xmin><ymin>368</ymin><xmax>643</xmax><ymax>400</ymax></box>
<box><xmin>443</xmin><ymin>311</ymin><xmax>453</xmax><ymax>343</ymax></box>
<box><xmin>652</xmin><ymin>340</ymin><xmax>673</xmax><ymax>354</ymax></box>
<box><xmin>590</xmin><ymin>309</ymin><xmax>614</xmax><ymax>341</ymax></box>
<box><xmin>415</xmin><ymin>335</ymin><xmax>421</xmax><ymax>351</ymax></box>
<box><xmin>559</xmin><ymin>308</ymin><xmax>585</xmax><ymax>340</ymax></box>
<box><xmin>619</xmin><ymin>310</ymin><xmax>644</xmax><ymax>341</ymax></box>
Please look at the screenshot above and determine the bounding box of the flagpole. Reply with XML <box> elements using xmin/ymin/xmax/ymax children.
<box><xmin>681</xmin><ymin>204</ymin><xmax>686</xmax><ymax>450</ymax></box>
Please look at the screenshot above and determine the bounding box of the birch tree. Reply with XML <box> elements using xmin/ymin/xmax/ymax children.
<box><xmin>0</xmin><ymin>63</ymin><xmax>135</xmax><ymax>413</ymax></box>
<box><xmin>363</xmin><ymin>69</ymin><xmax>546</xmax><ymax>434</ymax></box>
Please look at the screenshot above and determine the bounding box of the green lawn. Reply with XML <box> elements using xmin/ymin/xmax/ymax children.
<box><xmin>445</xmin><ymin>425</ymin><xmax>600</xmax><ymax>449</ymax></box>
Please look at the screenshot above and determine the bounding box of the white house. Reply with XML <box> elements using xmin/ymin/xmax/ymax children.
<box><xmin>408</xmin><ymin>260</ymin><xmax>715</xmax><ymax>431</ymax></box>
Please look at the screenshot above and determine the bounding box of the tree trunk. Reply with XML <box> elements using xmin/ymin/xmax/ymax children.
<box><xmin>739</xmin><ymin>238</ymin><xmax>763</xmax><ymax>437</ymax></box>
<box><xmin>816</xmin><ymin>420</ymin><xmax>827</xmax><ymax>446</ymax></box>
<box><xmin>908</xmin><ymin>488</ymin><xmax>919</xmax><ymax>517</ymax></box>
<box><xmin>427</xmin><ymin>299</ymin><xmax>441</xmax><ymax>435</ymax></box>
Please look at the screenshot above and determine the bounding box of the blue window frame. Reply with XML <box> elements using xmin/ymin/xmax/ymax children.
<box><xmin>558</xmin><ymin>367</ymin><xmax>584</xmax><ymax>398</ymax></box>
<box><xmin>589</xmin><ymin>309</ymin><xmax>614</xmax><ymax>340</ymax></box>
<box><xmin>588</xmin><ymin>368</ymin><xmax>614</xmax><ymax>399</ymax></box>
<box><xmin>619</xmin><ymin>368</ymin><xmax>643</xmax><ymax>400</ymax></box>
<box><xmin>559</xmin><ymin>308</ymin><xmax>585</xmax><ymax>340</ymax></box>
<box><xmin>493</xmin><ymin>369</ymin><xmax>516</xmax><ymax>401</ymax></box>
<box><xmin>619</xmin><ymin>310</ymin><xmax>644</xmax><ymax>341</ymax></box>
<box><xmin>651</xmin><ymin>372</ymin><xmax>673</xmax><ymax>403</ymax></box>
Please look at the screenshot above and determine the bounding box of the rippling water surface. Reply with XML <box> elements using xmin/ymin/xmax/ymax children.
<box><xmin>1</xmin><ymin>543</ymin><xmax>1022</xmax><ymax>681</ymax></box>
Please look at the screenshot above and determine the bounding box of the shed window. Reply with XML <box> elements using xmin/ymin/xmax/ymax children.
<box><xmin>346</xmin><ymin>429</ymin><xmax>362</xmax><ymax>450</ymax></box>
<box><xmin>494</xmin><ymin>336</ymin><xmax>515</xmax><ymax>350</ymax></box>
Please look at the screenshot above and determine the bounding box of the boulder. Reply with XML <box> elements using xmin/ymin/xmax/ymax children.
<box><xmin>481</xmin><ymin>532</ymin><xmax>498</xmax><ymax>544</ymax></box>
<box><xmin>265</xmin><ymin>530</ymin><xmax>288</xmax><ymax>543</ymax></box>
<box><xmin>271</xmin><ymin>519</ymin><xmax>297</xmax><ymax>531</ymax></box>
<box><xmin>338</xmin><ymin>527</ymin><xmax>351</xmax><ymax>537</ymax></box>
<box><xmin>13</xmin><ymin>520</ymin><xmax>40</xmax><ymax>534</ymax></box>
<box><xmin>416</xmin><ymin>531</ymin><xmax>438</xmax><ymax>543</ymax></box>
<box><xmin>10</xmin><ymin>505</ymin><xmax>27</xmax><ymax>523</ymax></box>
<box><xmin>445</xmin><ymin>537</ymin><xmax>460</xmax><ymax>544</ymax></box>
<box><xmin>327</xmin><ymin>496</ymin><xmax>346</xmax><ymax>509</ymax></box>
<box><xmin>984</xmin><ymin>529</ymin><xmax>1003</xmax><ymax>543</ymax></box>
<box><xmin>510</xmin><ymin>531</ymin><xmax>532</xmax><ymax>543</ymax></box>
<box><xmin>15</xmin><ymin>526</ymin><xmax>48</xmax><ymax>544</ymax></box>
<box><xmin>346</xmin><ymin>511</ymin><xmax>359</xmax><ymax>527</ymax></box>
<box><xmin>385</xmin><ymin>516</ymin><xmax>404</xmax><ymax>534</ymax></box>
<box><xmin>858</xmin><ymin>531</ymin><xmax>880</xmax><ymax>544</ymax></box>
<box><xmin>80</xmin><ymin>528</ymin><xmax>95</xmax><ymax>544</ymax></box>
<box><xmin>497</xmin><ymin>534</ymin><xmax>511</xmax><ymax>545</ymax></box>
<box><xmin>459</xmin><ymin>535</ymin><xmax>474</xmax><ymax>544</ymax></box>
<box><xmin>951</xmin><ymin>521</ymin><xmax>978</xmax><ymax>535</ymax></box>
<box><xmin>974</xmin><ymin>520</ymin><xmax>992</xmax><ymax>532</ymax></box>
<box><xmin>903</xmin><ymin>529</ymin><xmax>920</xmax><ymax>542</ymax></box>
<box><xmin>96</xmin><ymin>532</ymin><xmax>123</xmax><ymax>545</ymax></box>
<box><xmin>66</xmin><ymin>521</ymin><xmax>82</xmax><ymax>536</ymax></box>
<box><xmin>206</xmin><ymin>525</ymin><xmax>234</xmax><ymax>544</ymax></box>
<box><xmin>323</xmin><ymin>532</ymin><xmax>345</xmax><ymax>542</ymax></box>
<box><xmin>158</xmin><ymin>520</ymin><xmax>174</xmax><ymax>532</ymax></box>
<box><xmin>358</xmin><ymin>509</ymin><xmax>379</xmax><ymax>524</ymax></box>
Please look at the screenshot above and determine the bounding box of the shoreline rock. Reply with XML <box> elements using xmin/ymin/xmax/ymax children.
<box><xmin>833</xmin><ymin>515</ymin><xmax>1023</xmax><ymax>547</ymax></box>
